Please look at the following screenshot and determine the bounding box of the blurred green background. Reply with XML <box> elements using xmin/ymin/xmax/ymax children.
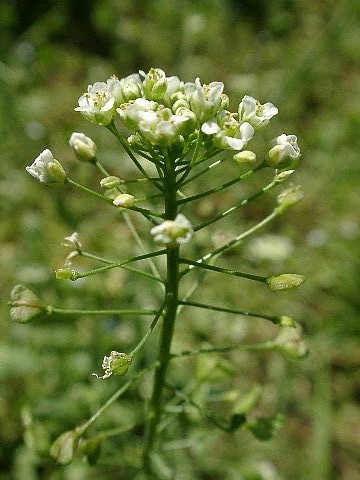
<box><xmin>1</xmin><ymin>0</ymin><xmax>359</xmax><ymax>479</ymax></box>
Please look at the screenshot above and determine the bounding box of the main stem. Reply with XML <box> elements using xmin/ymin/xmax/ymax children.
<box><xmin>143</xmin><ymin>155</ymin><xmax>179</xmax><ymax>474</ymax></box>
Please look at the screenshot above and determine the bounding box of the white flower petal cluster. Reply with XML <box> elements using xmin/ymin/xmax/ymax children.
<box><xmin>239</xmin><ymin>95</ymin><xmax>278</xmax><ymax>128</ymax></box>
<box><xmin>268</xmin><ymin>134</ymin><xmax>300</xmax><ymax>168</ymax></box>
<box><xmin>106</xmin><ymin>74</ymin><xmax>143</xmax><ymax>105</ymax></box>
<box><xmin>118</xmin><ymin>100</ymin><xmax>195</xmax><ymax>147</ymax></box>
<box><xmin>151</xmin><ymin>214</ymin><xmax>194</xmax><ymax>247</ymax></box>
<box><xmin>26</xmin><ymin>149</ymin><xmax>66</xmax><ymax>184</ymax></box>
<box><xmin>202</xmin><ymin>111</ymin><xmax>254</xmax><ymax>151</ymax></box>
<box><xmin>75</xmin><ymin>83</ymin><xmax>116</xmax><ymax>126</ymax></box>
<box><xmin>74</xmin><ymin>68</ymin><xmax>299</xmax><ymax>166</ymax></box>
<box><xmin>184</xmin><ymin>77</ymin><xmax>227</xmax><ymax>123</ymax></box>
<box><xmin>140</xmin><ymin>68</ymin><xmax>181</xmax><ymax>106</ymax></box>
<box><xmin>117</xmin><ymin>98</ymin><xmax>158</xmax><ymax>131</ymax></box>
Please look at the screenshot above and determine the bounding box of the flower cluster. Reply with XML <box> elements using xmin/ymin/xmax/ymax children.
<box><xmin>73</xmin><ymin>67</ymin><xmax>300</xmax><ymax>164</ymax></box>
<box><xmin>26</xmin><ymin>68</ymin><xmax>302</xmax><ymax>188</ymax></box>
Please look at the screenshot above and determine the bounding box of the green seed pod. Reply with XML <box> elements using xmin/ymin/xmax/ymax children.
<box><xmin>267</xmin><ymin>273</ymin><xmax>305</xmax><ymax>291</ymax></box>
<box><xmin>9</xmin><ymin>285</ymin><xmax>44</xmax><ymax>323</ymax></box>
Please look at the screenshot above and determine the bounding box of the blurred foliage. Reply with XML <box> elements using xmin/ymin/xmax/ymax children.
<box><xmin>1</xmin><ymin>0</ymin><xmax>360</xmax><ymax>479</ymax></box>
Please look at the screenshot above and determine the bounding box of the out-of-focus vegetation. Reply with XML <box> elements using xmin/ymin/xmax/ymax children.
<box><xmin>1</xmin><ymin>0</ymin><xmax>359</xmax><ymax>478</ymax></box>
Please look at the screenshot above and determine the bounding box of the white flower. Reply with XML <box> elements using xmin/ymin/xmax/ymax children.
<box><xmin>239</xmin><ymin>95</ymin><xmax>278</xmax><ymax>128</ymax></box>
<box><xmin>268</xmin><ymin>134</ymin><xmax>301</xmax><ymax>168</ymax></box>
<box><xmin>150</xmin><ymin>214</ymin><xmax>194</xmax><ymax>247</ymax></box>
<box><xmin>201</xmin><ymin>111</ymin><xmax>254</xmax><ymax>151</ymax></box>
<box><xmin>75</xmin><ymin>84</ymin><xmax>116</xmax><ymax>126</ymax></box>
<box><xmin>141</xmin><ymin>68</ymin><xmax>167</xmax><ymax>101</ymax></box>
<box><xmin>140</xmin><ymin>68</ymin><xmax>182</xmax><ymax>106</ymax></box>
<box><xmin>106</xmin><ymin>73</ymin><xmax>143</xmax><ymax>105</ymax></box>
<box><xmin>138</xmin><ymin>108</ymin><xmax>192</xmax><ymax>147</ymax></box>
<box><xmin>274</xmin><ymin>324</ymin><xmax>308</xmax><ymax>359</ymax></box>
<box><xmin>117</xmin><ymin>98</ymin><xmax>158</xmax><ymax>131</ymax></box>
<box><xmin>62</xmin><ymin>232</ymin><xmax>82</xmax><ymax>250</ymax></box>
<box><xmin>69</xmin><ymin>132</ymin><xmax>97</xmax><ymax>162</ymax></box>
<box><xmin>26</xmin><ymin>149</ymin><xmax>66</xmax><ymax>183</ymax></box>
<box><xmin>184</xmin><ymin>78</ymin><xmax>225</xmax><ymax>123</ymax></box>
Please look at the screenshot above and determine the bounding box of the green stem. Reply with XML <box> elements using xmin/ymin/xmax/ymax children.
<box><xmin>78</xmin><ymin>362</ymin><xmax>158</xmax><ymax>436</ymax></box>
<box><xmin>73</xmin><ymin>250</ymin><xmax>166</xmax><ymax>280</ymax></box>
<box><xmin>47</xmin><ymin>306</ymin><xmax>158</xmax><ymax>316</ymax></box>
<box><xmin>66</xmin><ymin>178</ymin><xmax>113</xmax><ymax>204</ymax></box>
<box><xmin>130</xmin><ymin>302</ymin><xmax>166</xmax><ymax>357</ymax></box>
<box><xmin>93</xmin><ymin>159</ymin><xmax>164</xmax><ymax>281</ymax></box>
<box><xmin>178</xmin><ymin>163</ymin><xmax>265</xmax><ymax>205</ymax></box>
<box><xmin>123</xmin><ymin>213</ymin><xmax>164</xmax><ymax>285</ymax></box>
<box><xmin>80</xmin><ymin>251</ymin><xmax>164</xmax><ymax>284</ymax></box>
<box><xmin>194</xmin><ymin>179</ymin><xmax>277</xmax><ymax>231</ymax></box>
<box><xmin>106</xmin><ymin>123</ymin><xmax>163</xmax><ymax>191</ymax></box>
<box><xmin>179</xmin><ymin>155</ymin><xmax>227</xmax><ymax>187</ymax></box>
<box><xmin>179</xmin><ymin>258</ymin><xmax>267</xmax><ymax>284</ymax></box>
<box><xmin>171</xmin><ymin>341</ymin><xmax>275</xmax><ymax>359</ymax></box>
<box><xmin>183</xmin><ymin>210</ymin><xmax>280</xmax><ymax>274</ymax></box>
<box><xmin>125</xmin><ymin>205</ymin><xmax>164</xmax><ymax>220</ymax></box>
<box><xmin>143</xmin><ymin>153</ymin><xmax>180</xmax><ymax>475</ymax></box>
<box><xmin>66</xmin><ymin>178</ymin><xmax>162</xmax><ymax>222</ymax></box>
<box><xmin>178</xmin><ymin>300</ymin><xmax>279</xmax><ymax>324</ymax></box>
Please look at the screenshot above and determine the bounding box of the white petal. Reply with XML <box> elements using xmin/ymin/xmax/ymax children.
<box><xmin>201</xmin><ymin>120</ymin><xmax>220</xmax><ymax>135</ymax></box>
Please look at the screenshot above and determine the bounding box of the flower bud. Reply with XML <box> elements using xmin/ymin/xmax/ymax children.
<box><xmin>141</xmin><ymin>68</ymin><xmax>167</xmax><ymax>101</ymax></box>
<box><xmin>184</xmin><ymin>78</ymin><xmax>224</xmax><ymax>123</ymax></box>
<box><xmin>267</xmin><ymin>273</ymin><xmax>305</xmax><ymax>291</ymax></box>
<box><xmin>93</xmin><ymin>351</ymin><xmax>132</xmax><ymax>379</ymax></box>
<box><xmin>233</xmin><ymin>150</ymin><xmax>257</xmax><ymax>164</ymax></box>
<box><xmin>276</xmin><ymin>184</ymin><xmax>304</xmax><ymax>214</ymax></box>
<box><xmin>268</xmin><ymin>134</ymin><xmax>300</xmax><ymax>168</ymax></box>
<box><xmin>100</xmin><ymin>176</ymin><xmax>122</xmax><ymax>189</ymax></box>
<box><xmin>150</xmin><ymin>214</ymin><xmax>194</xmax><ymax>247</ymax></box>
<box><xmin>113</xmin><ymin>193</ymin><xmax>135</xmax><ymax>208</ymax></box>
<box><xmin>62</xmin><ymin>232</ymin><xmax>82</xmax><ymax>249</ymax></box>
<box><xmin>274</xmin><ymin>170</ymin><xmax>294</xmax><ymax>184</ymax></box>
<box><xmin>26</xmin><ymin>149</ymin><xmax>66</xmax><ymax>184</ymax></box>
<box><xmin>277</xmin><ymin>315</ymin><xmax>296</xmax><ymax>328</ymax></box>
<box><xmin>69</xmin><ymin>132</ymin><xmax>97</xmax><ymax>162</ymax></box>
<box><xmin>171</xmin><ymin>93</ymin><xmax>190</xmax><ymax>112</ymax></box>
<box><xmin>274</xmin><ymin>324</ymin><xmax>308</xmax><ymax>359</ymax></box>
<box><xmin>9</xmin><ymin>285</ymin><xmax>44</xmax><ymax>323</ymax></box>
<box><xmin>50</xmin><ymin>430</ymin><xmax>81</xmax><ymax>465</ymax></box>
<box><xmin>55</xmin><ymin>268</ymin><xmax>76</xmax><ymax>280</ymax></box>
<box><xmin>127</xmin><ymin>133</ymin><xmax>145</xmax><ymax>151</ymax></box>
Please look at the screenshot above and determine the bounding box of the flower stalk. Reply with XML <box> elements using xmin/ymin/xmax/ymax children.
<box><xmin>16</xmin><ymin>67</ymin><xmax>306</xmax><ymax>476</ymax></box>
